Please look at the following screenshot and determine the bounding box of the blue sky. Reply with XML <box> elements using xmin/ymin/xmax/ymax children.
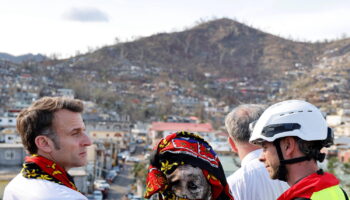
<box><xmin>1</xmin><ymin>0</ymin><xmax>350</xmax><ymax>58</ymax></box>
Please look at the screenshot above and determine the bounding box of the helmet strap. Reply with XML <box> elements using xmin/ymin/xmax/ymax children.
<box><xmin>280</xmin><ymin>156</ymin><xmax>311</xmax><ymax>164</ymax></box>
<box><xmin>273</xmin><ymin>139</ymin><xmax>288</xmax><ymax>181</ymax></box>
<box><xmin>272</xmin><ymin>139</ymin><xmax>312</xmax><ymax>181</ymax></box>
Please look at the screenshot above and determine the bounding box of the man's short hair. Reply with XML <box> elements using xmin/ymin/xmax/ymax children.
<box><xmin>296</xmin><ymin>138</ymin><xmax>325</xmax><ymax>161</ymax></box>
<box><xmin>16</xmin><ymin>96</ymin><xmax>84</xmax><ymax>154</ymax></box>
<box><xmin>225</xmin><ymin>104</ymin><xmax>265</xmax><ymax>143</ymax></box>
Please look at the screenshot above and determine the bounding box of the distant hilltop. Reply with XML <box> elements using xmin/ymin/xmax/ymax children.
<box><xmin>0</xmin><ymin>52</ymin><xmax>47</xmax><ymax>64</ymax></box>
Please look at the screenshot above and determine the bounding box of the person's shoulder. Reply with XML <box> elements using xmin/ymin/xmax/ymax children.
<box><xmin>5</xmin><ymin>175</ymin><xmax>87</xmax><ymax>200</ymax></box>
<box><xmin>34</xmin><ymin>180</ymin><xmax>87</xmax><ymax>199</ymax></box>
<box><xmin>227</xmin><ymin>165</ymin><xmax>261</xmax><ymax>188</ymax></box>
<box><xmin>4</xmin><ymin>173</ymin><xmax>23</xmax><ymax>190</ymax></box>
<box><xmin>236</xmin><ymin>159</ymin><xmax>287</xmax><ymax>187</ymax></box>
<box><xmin>227</xmin><ymin>158</ymin><xmax>264</xmax><ymax>182</ymax></box>
<box><xmin>227</xmin><ymin>167</ymin><xmax>244</xmax><ymax>181</ymax></box>
<box><xmin>241</xmin><ymin>157</ymin><xmax>265</xmax><ymax>173</ymax></box>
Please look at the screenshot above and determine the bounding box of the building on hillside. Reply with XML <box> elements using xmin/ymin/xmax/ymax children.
<box><xmin>86</xmin><ymin>121</ymin><xmax>132</xmax><ymax>133</ymax></box>
<box><xmin>89</xmin><ymin>130</ymin><xmax>129</xmax><ymax>151</ymax></box>
<box><xmin>210</xmin><ymin>132</ymin><xmax>232</xmax><ymax>153</ymax></box>
<box><xmin>56</xmin><ymin>88</ymin><xmax>75</xmax><ymax>98</ymax></box>
<box><xmin>327</xmin><ymin>115</ymin><xmax>343</xmax><ymax>127</ymax></box>
<box><xmin>149</xmin><ymin>122</ymin><xmax>214</xmax><ymax>148</ymax></box>
<box><xmin>0</xmin><ymin>116</ymin><xmax>16</xmax><ymax>127</ymax></box>
<box><xmin>131</xmin><ymin>122</ymin><xmax>150</xmax><ymax>144</ymax></box>
<box><xmin>327</xmin><ymin>114</ymin><xmax>350</xmax><ymax>136</ymax></box>
<box><xmin>86</xmin><ymin>120</ymin><xmax>133</xmax><ymax>173</ymax></box>
<box><xmin>335</xmin><ymin>137</ymin><xmax>350</xmax><ymax>149</ymax></box>
<box><xmin>338</xmin><ymin>150</ymin><xmax>350</xmax><ymax>163</ymax></box>
<box><xmin>0</xmin><ymin>143</ymin><xmax>26</xmax><ymax>166</ymax></box>
<box><xmin>338</xmin><ymin>108</ymin><xmax>350</xmax><ymax>117</ymax></box>
<box><xmin>13</xmin><ymin>92</ymin><xmax>38</xmax><ymax>106</ymax></box>
<box><xmin>334</xmin><ymin>124</ymin><xmax>350</xmax><ymax>137</ymax></box>
<box><xmin>172</xmin><ymin>96</ymin><xmax>201</xmax><ymax>108</ymax></box>
<box><xmin>7</xmin><ymin>101</ymin><xmax>30</xmax><ymax>113</ymax></box>
<box><xmin>334</xmin><ymin>137</ymin><xmax>350</xmax><ymax>163</ymax></box>
<box><xmin>68</xmin><ymin>167</ymin><xmax>89</xmax><ymax>194</ymax></box>
<box><xmin>0</xmin><ymin>128</ymin><xmax>21</xmax><ymax>144</ymax></box>
<box><xmin>86</xmin><ymin>120</ymin><xmax>133</xmax><ymax>150</ymax></box>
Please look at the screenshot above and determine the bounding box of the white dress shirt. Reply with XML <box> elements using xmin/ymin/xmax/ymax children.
<box><xmin>227</xmin><ymin>149</ymin><xmax>289</xmax><ymax>200</ymax></box>
<box><xmin>4</xmin><ymin>174</ymin><xmax>87</xmax><ymax>200</ymax></box>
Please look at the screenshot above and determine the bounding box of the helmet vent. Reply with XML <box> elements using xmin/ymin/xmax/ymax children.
<box><xmin>298</xmin><ymin>110</ymin><xmax>303</xmax><ymax>112</ymax></box>
<box><xmin>307</xmin><ymin>110</ymin><xmax>313</xmax><ymax>112</ymax></box>
<box><xmin>289</xmin><ymin>112</ymin><xmax>294</xmax><ymax>114</ymax></box>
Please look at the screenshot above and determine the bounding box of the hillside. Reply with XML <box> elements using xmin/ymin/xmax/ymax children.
<box><xmin>1</xmin><ymin>18</ymin><xmax>350</xmax><ymax>124</ymax></box>
<box><xmin>277</xmin><ymin>38</ymin><xmax>350</xmax><ymax>111</ymax></box>
<box><xmin>62</xmin><ymin>18</ymin><xmax>342</xmax><ymax>102</ymax></box>
<box><xmin>70</xmin><ymin>18</ymin><xmax>325</xmax><ymax>79</ymax></box>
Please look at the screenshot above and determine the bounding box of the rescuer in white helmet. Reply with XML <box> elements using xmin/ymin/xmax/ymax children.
<box><xmin>249</xmin><ymin>100</ymin><xmax>348</xmax><ymax>200</ymax></box>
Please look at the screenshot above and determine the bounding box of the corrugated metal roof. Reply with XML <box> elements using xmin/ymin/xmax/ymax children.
<box><xmin>150</xmin><ymin>122</ymin><xmax>213</xmax><ymax>132</ymax></box>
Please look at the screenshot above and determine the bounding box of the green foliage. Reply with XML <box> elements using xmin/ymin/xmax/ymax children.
<box><xmin>343</xmin><ymin>162</ymin><xmax>350</xmax><ymax>174</ymax></box>
<box><xmin>327</xmin><ymin>156</ymin><xmax>339</xmax><ymax>174</ymax></box>
<box><xmin>326</xmin><ymin>156</ymin><xmax>350</xmax><ymax>195</ymax></box>
<box><xmin>133</xmin><ymin>162</ymin><xmax>148</xmax><ymax>185</ymax></box>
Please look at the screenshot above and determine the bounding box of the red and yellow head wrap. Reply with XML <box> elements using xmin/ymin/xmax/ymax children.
<box><xmin>144</xmin><ymin>131</ymin><xmax>234</xmax><ymax>200</ymax></box>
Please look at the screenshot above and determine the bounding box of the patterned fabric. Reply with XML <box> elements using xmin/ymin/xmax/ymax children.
<box><xmin>144</xmin><ymin>131</ymin><xmax>234</xmax><ymax>200</ymax></box>
<box><xmin>22</xmin><ymin>155</ymin><xmax>78</xmax><ymax>191</ymax></box>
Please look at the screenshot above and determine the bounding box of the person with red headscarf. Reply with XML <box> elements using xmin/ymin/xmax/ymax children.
<box><xmin>144</xmin><ymin>131</ymin><xmax>234</xmax><ymax>200</ymax></box>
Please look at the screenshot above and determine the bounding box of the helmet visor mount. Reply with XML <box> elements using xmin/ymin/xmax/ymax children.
<box><xmin>322</xmin><ymin>127</ymin><xmax>334</xmax><ymax>148</ymax></box>
<box><xmin>262</xmin><ymin>123</ymin><xmax>301</xmax><ymax>137</ymax></box>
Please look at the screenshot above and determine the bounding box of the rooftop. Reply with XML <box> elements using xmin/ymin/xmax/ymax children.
<box><xmin>150</xmin><ymin>122</ymin><xmax>213</xmax><ymax>133</ymax></box>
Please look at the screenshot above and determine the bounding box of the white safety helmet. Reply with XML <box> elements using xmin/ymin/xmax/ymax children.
<box><xmin>250</xmin><ymin>100</ymin><xmax>330</xmax><ymax>145</ymax></box>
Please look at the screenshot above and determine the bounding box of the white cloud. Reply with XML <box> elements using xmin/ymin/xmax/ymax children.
<box><xmin>63</xmin><ymin>7</ymin><xmax>109</xmax><ymax>22</ymax></box>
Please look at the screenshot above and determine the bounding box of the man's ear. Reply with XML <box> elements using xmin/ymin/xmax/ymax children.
<box><xmin>281</xmin><ymin>137</ymin><xmax>297</xmax><ymax>158</ymax></box>
<box><xmin>35</xmin><ymin>135</ymin><xmax>54</xmax><ymax>153</ymax></box>
<box><xmin>228</xmin><ymin>137</ymin><xmax>238</xmax><ymax>153</ymax></box>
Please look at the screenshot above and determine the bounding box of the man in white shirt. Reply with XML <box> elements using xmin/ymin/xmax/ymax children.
<box><xmin>4</xmin><ymin>97</ymin><xmax>91</xmax><ymax>200</ymax></box>
<box><xmin>225</xmin><ymin>104</ymin><xmax>289</xmax><ymax>200</ymax></box>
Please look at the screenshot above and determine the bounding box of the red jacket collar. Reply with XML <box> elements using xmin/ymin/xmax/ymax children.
<box><xmin>278</xmin><ymin>171</ymin><xmax>339</xmax><ymax>200</ymax></box>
